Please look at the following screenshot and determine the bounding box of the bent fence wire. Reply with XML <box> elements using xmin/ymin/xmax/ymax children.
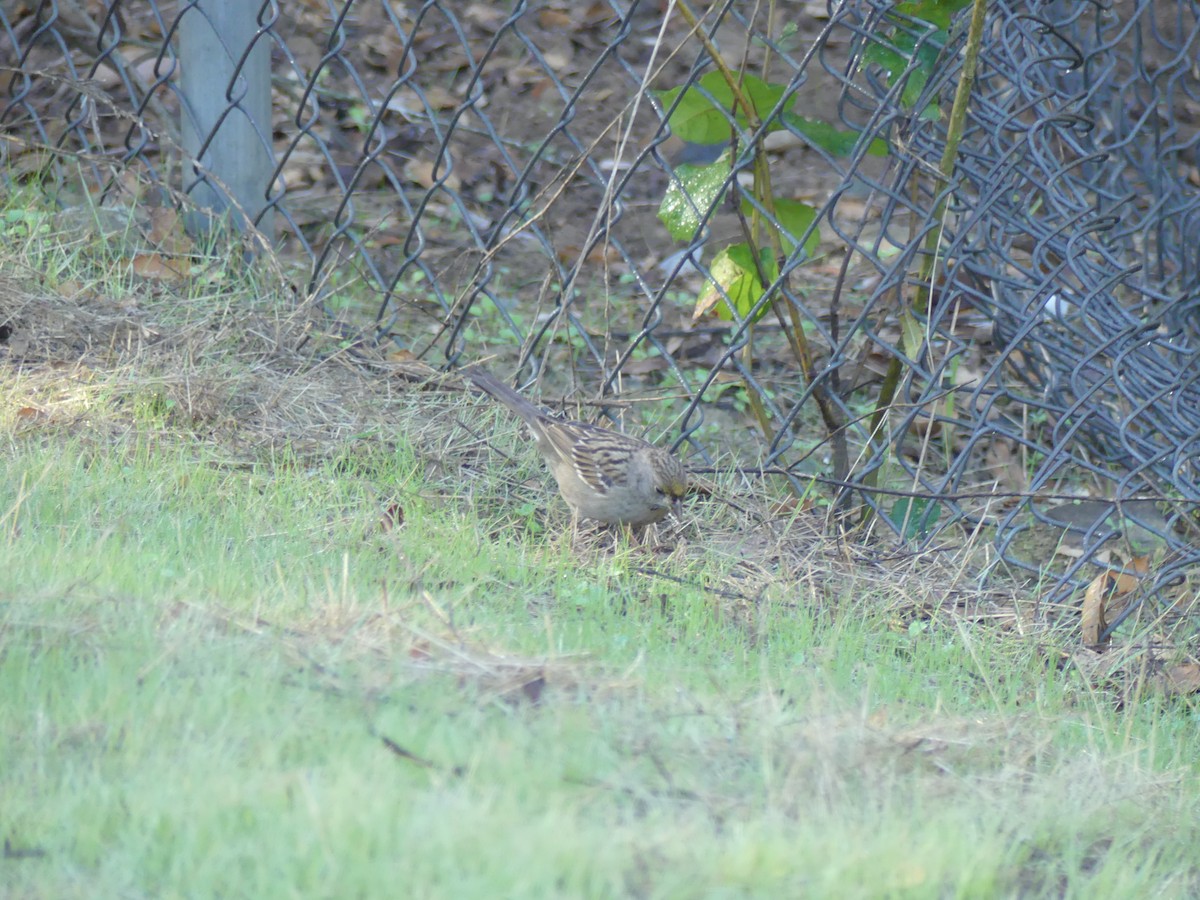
<box><xmin>4</xmin><ymin>0</ymin><xmax>1199</xmax><ymax>633</ymax></box>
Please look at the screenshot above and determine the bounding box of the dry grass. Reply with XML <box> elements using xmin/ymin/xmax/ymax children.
<box><xmin>0</xmin><ymin>247</ymin><xmax>1097</xmax><ymax>646</ymax></box>
<box><xmin>4</xmin><ymin>228</ymin><xmax>1200</xmax><ymax>893</ymax></box>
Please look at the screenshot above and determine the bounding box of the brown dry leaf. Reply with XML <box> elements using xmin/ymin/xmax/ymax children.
<box><xmin>769</xmin><ymin>495</ymin><xmax>814</xmax><ymax>517</ymax></box>
<box><xmin>6</xmin><ymin>148</ymin><xmax>56</xmax><ymax>179</ymax></box>
<box><xmin>685</xmin><ymin>474</ymin><xmax>719</xmax><ymax>499</ymax></box>
<box><xmin>529</xmin><ymin>76</ymin><xmax>560</xmax><ymax>101</ymax></box>
<box><xmin>145</xmin><ymin>206</ymin><xmax>180</xmax><ymax>243</ymax></box>
<box><xmin>542</xmin><ymin>45</ymin><xmax>574</xmax><ymax>72</ymax></box>
<box><xmin>1160</xmin><ymin>663</ymin><xmax>1200</xmax><ymax>696</ymax></box>
<box><xmin>537</xmin><ymin>8</ymin><xmax>573</xmax><ymax>29</ymax></box>
<box><xmin>1081</xmin><ymin>567</ymin><xmax>1141</xmax><ymax>647</ymax></box>
<box><xmin>380</xmin><ymin>502</ymin><xmax>405</xmax><ymax>533</ymax></box>
<box><xmin>423</xmin><ymin>86</ymin><xmax>460</xmax><ymax>111</ymax></box>
<box><xmin>114</xmin><ymin>167</ymin><xmax>151</xmax><ymax>203</ymax></box>
<box><xmin>384</xmin><ymin>86</ymin><xmax>424</xmax><ymax>117</ymax></box>
<box><xmin>1080</xmin><ymin>576</ymin><xmax>1108</xmax><ymax>647</ymax></box>
<box><xmin>56</xmin><ymin>280</ymin><xmax>88</xmax><ymax>300</ymax></box>
<box><xmin>92</xmin><ymin>49</ymin><xmax>168</xmax><ymax>91</ymax></box>
<box><xmin>16</xmin><ymin>406</ymin><xmax>47</xmax><ymax>421</ymax></box>
<box><xmin>464</xmin><ymin>3</ymin><xmax>507</xmax><ymax>31</ymax></box>
<box><xmin>384</xmin><ymin>353</ymin><xmax>438</xmax><ymax>381</ymax></box>
<box><xmin>692</xmin><ymin>286</ymin><xmax>723</xmax><ymax>322</ymax></box>
<box><xmin>982</xmin><ymin>437</ymin><xmax>1028</xmax><ymax>495</ymax></box>
<box><xmin>555</xmin><ymin>243</ymin><xmax>621</xmax><ymax>266</ymax></box>
<box><xmin>622</xmin><ymin>355</ymin><xmax>669</xmax><ymax>376</ymax></box>
<box><xmin>131</xmin><ymin>253</ymin><xmax>191</xmax><ymax>281</ymax></box>
<box><xmin>147</xmin><ymin>207</ymin><xmax>196</xmax><ymax>257</ymax></box>
<box><xmin>504</xmin><ymin>65</ymin><xmax>545</xmax><ymax>91</ymax></box>
<box><xmin>406</xmin><ymin>159</ymin><xmax>462</xmax><ymax>192</ymax></box>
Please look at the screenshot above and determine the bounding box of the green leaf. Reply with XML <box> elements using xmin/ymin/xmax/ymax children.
<box><xmin>888</xmin><ymin>497</ymin><xmax>942</xmax><ymax>542</ymax></box>
<box><xmin>695</xmin><ymin>243</ymin><xmax>779</xmax><ymax>323</ymax></box>
<box><xmin>861</xmin><ymin>8</ymin><xmax>959</xmax><ymax>120</ymax></box>
<box><xmin>899</xmin><ymin>307</ymin><xmax>925</xmax><ymax>360</ymax></box>
<box><xmin>657</xmin><ymin>156</ymin><xmax>729</xmax><ymax>240</ymax></box>
<box><xmin>736</xmin><ymin>73</ymin><xmax>790</xmax><ymax>128</ymax></box>
<box><xmin>741</xmin><ymin>197</ymin><xmax>819</xmax><ymax>259</ymax></box>
<box><xmin>780</xmin><ymin>112</ymin><xmax>889</xmax><ymax>157</ymax></box>
<box><xmin>656</xmin><ymin>71</ymin><xmax>793</xmax><ymax>144</ymax></box>
<box><xmin>862</xmin><ymin>42</ymin><xmax>907</xmax><ymax>80</ymax></box>
<box><xmin>656</xmin><ymin>80</ymin><xmax>733</xmax><ymax>145</ymax></box>
<box><xmin>895</xmin><ymin>0</ymin><xmax>973</xmax><ymax>30</ymax></box>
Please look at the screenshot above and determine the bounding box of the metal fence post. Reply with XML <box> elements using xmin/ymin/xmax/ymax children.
<box><xmin>178</xmin><ymin>0</ymin><xmax>274</xmax><ymax>244</ymax></box>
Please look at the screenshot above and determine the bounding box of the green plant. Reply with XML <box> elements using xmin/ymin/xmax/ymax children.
<box><xmin>654</xmin><ymin>0</ymin><xmax>981</xmax><ymax>511</ymax></box>
<box><xmin>652</xmin><ymin>3</ymin><xmax>902</xmax><ymax>487</ymax></box>
<box><xmin>862</xmin><ymin>0</ymin><xmax>984</xmax><ymax>508</ymax></box>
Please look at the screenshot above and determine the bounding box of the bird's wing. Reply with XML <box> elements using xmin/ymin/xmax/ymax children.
<box><xmin>552</xmin><ymin>423</ymin><xmax>644</xmax><ymax>493</ymax></box>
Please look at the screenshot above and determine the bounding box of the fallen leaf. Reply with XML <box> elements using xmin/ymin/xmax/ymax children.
<box><xmin>380</xmin><ymin>502</ymin><xmax>405</xmax><ymax>532</ymax></box>
<box><xmin>144</xmin><ymin>207</ymin><xmax>196</xmax><ymax>256</ymax></box>
<box><xmin>422</xmin><ymin>85</ymin><xmax>459</xmax><ymax>111</ymax></box>
<box><xmin>407</xmin><ymin>159</ymin><xmax>462</xmax><ymax>192</ymax></box>
<box><xmin>131</xmin><ymin>253</ymin><xmax>190</xmax><ymax>281</ymax></box>
<box><xmin>1160</xmin><ymin>663</ymin><xmax>1200</xmax><ymax>695</ymax></box>
<box><xmin>537</xmin><ymin>9</ymin><xmax>573</xmax><ymax>29</ymax></box>
<box><xmin>622</xmin><ymin>355</ymin><xmax>669</xmax><ymax>376</ymax></box>
<box><xmin>769</xmin><ymin>495</ymin><xmax>814</xmax><ymax>517</ymax></box>
<box><xmin>542</xmin><ymin>46</ymin><xmax>573</xmax><ymax>72</ymax></box>
<box><xmin>1081</xmin><ymin>567</ymin><xmax>1141</xmax><ymax>647</ymax></box>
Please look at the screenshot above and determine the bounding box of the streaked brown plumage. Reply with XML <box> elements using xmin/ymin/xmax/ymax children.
<box><xmin>465</xmin><ymin>366</ymin><xmax>688</xmax><ymax>526</ymax></box>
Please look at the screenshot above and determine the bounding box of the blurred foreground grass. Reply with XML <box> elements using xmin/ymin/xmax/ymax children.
<box><xmin>1</xmin><ymin>183</ymin><xmax>1198</xmax><ymax>897</ymax></box>
<box><xmin>2</xmin><ymin>436</ymin><xmax>1199</xmax><ymax>898</ymax></box>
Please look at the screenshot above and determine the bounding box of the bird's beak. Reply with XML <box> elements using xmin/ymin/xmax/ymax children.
<box><xmin>671</xmin><ymin>495</ymin><xmax>684</xmax><ymax>520</ymax></box>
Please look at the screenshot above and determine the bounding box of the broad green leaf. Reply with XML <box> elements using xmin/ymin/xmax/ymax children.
<box><xmin>899</xmin><ymin>306</ymin><xmax>925</xmax><ymax>359</ymax></box>
<box><xmin>780</xmin><ymin>112</ymin><xmax>889</xmax><ymax>157</ymax></box>
<box><xmin>694</xmin><ymin>243</ymin><xmax>778</xmax><ymax>323</ymax></box>
<box><xmin>657</xmin><ymin>156</ymin><xmax>729</xmax><ymax>240</ymax></box>
<box><xmin>656</xmin><ymin>79</ymin><xmax>734</xmax><ymax>144</ymax></box>
<box><xmin>889</xmin><ymin>497</ymin><xmax>942</xmax><ymax>541</ymax></box>
<box><xmin>861</xmin><ymin>9</ymin><xmax>958</xmax><ymax>120</ymax></box>
<box><xmin>863</xmin><ymin>41</ymin><xmax>907</xmax><ymax>79</ymax></box>
<box><xmin>895</xmin><ymin>0</ymin><xmax>972</xmax><ymax>30</ymax></box>
<box><xmin>741</xmin><ymin>197</ymin><xmax>820</xmax><ymax>258</ymax></box>
<box><xmin>657</xmin><ymin>72</ymin><xmax>792</xmax><ymax>145</ymax></box>
<box><xmin>737</xmin><ymin>73</ymin><xmax>790</xmax><ymax>128</ymax></box>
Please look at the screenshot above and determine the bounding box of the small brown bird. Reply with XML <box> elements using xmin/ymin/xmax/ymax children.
<box><xmin>465</xmin><ymin>366</ymin><xmax>689</xmax><ymax>527</ymax></box>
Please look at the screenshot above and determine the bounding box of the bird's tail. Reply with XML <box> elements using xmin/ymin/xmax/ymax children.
<box><xmin>463</xmin><ymin>366</ymin><xmax>548</xmax><ymax>425</ymax></box>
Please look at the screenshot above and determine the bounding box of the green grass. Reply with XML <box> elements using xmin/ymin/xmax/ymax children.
<box><xmin>2</xmin><ymin>182</ymin><xmax>1198</xmax><ymax>895</ymax></box>
<box><xmin>3</xmin><ymin>434</ymin><xmax>1200</xmax><ymax>898</ymax></box>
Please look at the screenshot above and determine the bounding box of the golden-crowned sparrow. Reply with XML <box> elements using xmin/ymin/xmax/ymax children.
<box><xmin>465</xmin><ymin>366</ymin><xmax>689</xmax><ymax>526</ymax></box>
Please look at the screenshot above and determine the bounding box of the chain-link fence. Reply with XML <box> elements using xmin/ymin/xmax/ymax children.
<box><xmin>4</xmin><ymin>0</ymin><xmax>1199</xmax><ymax>637</ymax></box>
